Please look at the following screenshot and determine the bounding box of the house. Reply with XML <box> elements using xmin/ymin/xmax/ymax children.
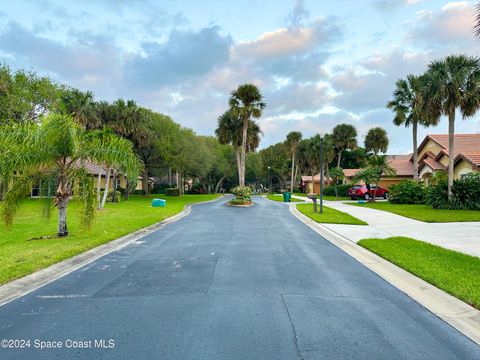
<box><xmin>30</xmin><ymin>160</ymin><xmax>154</xmax><ymax>197</ymax></box>
<box><xmin>416</xmin><ymin>134</ymin><xmax>480</xmax><ymax>185</ymax></box>
<box><xmin>300</xmin><ymin>134</ymin><xmax>480</xmax><ymax>193</ymax></box>
<box><xmin>301</xmin><ymin>154</ymin><xmax>414</xmax><ymax>193</ymax></box>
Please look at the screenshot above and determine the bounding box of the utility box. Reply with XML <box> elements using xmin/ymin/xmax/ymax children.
<box><xmin>152</xmin><ymin>198</ymin><xmax>166</xmax><ymax>207</ymax></box>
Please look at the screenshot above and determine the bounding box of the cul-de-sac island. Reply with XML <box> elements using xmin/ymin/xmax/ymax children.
<box><xmin>1</xmin><ymin>1</ymin><xmax>480</xmax><ymax>359</ymax></box>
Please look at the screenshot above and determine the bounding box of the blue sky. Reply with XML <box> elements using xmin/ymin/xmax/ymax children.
<box><xmin>1</xmin><ymin>0</ymin><xmax>479</xmax><ymax>153</ymax></box>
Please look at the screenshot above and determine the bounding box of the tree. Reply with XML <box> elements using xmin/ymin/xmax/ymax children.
<box><xmin>329</xmin><ymin>167</ymin><xmax>345</xmax><ymax>199</ymax></box>
<box><xmin>229</xmin><ymin>84</ymin><xmax>266</xmax><ymax>186</ymax></box>
<box><xmin>387</xmin><ymin>74</ymin><xmax>437</xmax><ymax>181</ymax></box>
<box><xmin>423</xmin><ymin>55</ymin><xmax>480</xmax><ymax>198</ymax></box>
<box><xmin>0</xmin><ymin>114</ymin><xmax>141</xmax><ymax>236</ymax></box>
<box><xmin>357</xmin><ymin>155</ymin><xmax>397</xmax><ymax>201</ymax></box>
<box><xmin>60</xmin><ymin>88</ymin><xmax>100</xmax><ymax>130</ymax></box>
<box><xmin>0</xmin><ymin>65</ymin><xmax>60</xmax><ymax>124</ymax></box>
<box><xmin>332</xmin><ymin>124</ymin><xmax>357</xmax><ymax>168</ymax></box>
<box><xmin>215</xmin><ymin>110</ymin><xmax>262</xmax><ymax>185</ymax></box>
<box><xmin>364</xmin><ymin>127</ymin><xmax>389</xmax><ymax>155</ymax></box>
<box><xmin>286</xmin><ymin>131</ymin><xmax>302</xmax><ymax>192</ymax></box>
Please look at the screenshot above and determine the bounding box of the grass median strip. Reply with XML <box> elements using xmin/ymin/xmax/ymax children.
<box><xmin>266</xmin><ymin>194</ymin><xmax>303</xmax><ymax>202</ymax></box>
<box><xmin>358</xmin><ymin>236</ymin><xmax>480</xmax><ymax>308</ymax></box>
<box><xmin>0</xmin><ymin>194</ymin><xmax>220</xmax><ymax>285</ymax></box>
<box><xmin>351</xmin><ymin>202</ymin><xmax>480</xmax><ymax>222</ymax></box>
<box><xmin>296</xmin><ymin>203</ymin><xmax>367</xmax><ymax>225</ymax></box>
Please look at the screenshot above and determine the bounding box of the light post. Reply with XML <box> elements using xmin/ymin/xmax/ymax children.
<box><xmin>319</xmin><ymin>137</ymin><xmax>324</xmax><ymax>214</ymax></box>
<box><xmin>268</xmin><ymin>166</ymin><xmax>271</xmax><ymax>193</ymax></box>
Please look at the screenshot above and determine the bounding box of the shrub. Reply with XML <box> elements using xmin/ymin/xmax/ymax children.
<box><xmin>106</xmin><ymin>190</ymin><xmax>122</xmax><ymax>203</ymax></box>
<box><xmin>228</xmin><ymin>199</ymin><xmax>251</xmax><ymax>205</ymax></box>
<box><xmin>388</xmin><ymin>180</ymin><xmax>425</xmax><ymax>204</ymax></box>
<box><xmin>426</xmin><ymin>180</ymin><xmax>449</xmax><ymax>209</ymax></box>
<box><xmin>186</xmin><ymin>181</ymin><xmax>206</xmax><ymax>194</ymax></box>
<box><xmin>426</xmin><ymin>173</ymin><xmax>480</xmax><ymax>210</ymax></box>
<box><xmin>165</xmin><ymin>188</ymin><xmax>180</xmax><ymax>196</ymax></box>
<box><xmin>450</xmin><ymin>173</ymin><xmax>480</xmax><ymax>210</ymax></box>
<box><xmin>323</xmin><ymin>184</ymin><xmax>350</xmax><ymax>197</ymax></box>
<box><xmin>151</xmin><ymin>184</ymin><xmax>170</xmax><ymax>194</ymax></box>
<box><xmin>231</xmin><ymin>185</ymin><xmax>252</xmax><ymax>201</ymax></box>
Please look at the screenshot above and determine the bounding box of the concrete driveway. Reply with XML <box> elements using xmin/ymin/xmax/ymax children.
<box><xmin>0</xmin><ymin>196</ymin><xmax>478</xmax><ymax>359</ymax></box>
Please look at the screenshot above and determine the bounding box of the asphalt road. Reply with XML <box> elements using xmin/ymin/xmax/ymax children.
<box><xmin>0</xmin><ymin>196</ymin><xmax>479</xmax><ymax>359</ymax></box>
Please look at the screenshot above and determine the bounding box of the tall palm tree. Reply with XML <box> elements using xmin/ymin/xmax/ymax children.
<box><xmin>215</xmin><ymin>110</ymin><xmax>262</xmax><ymax>185</ymax></box>
<box><xmin>229</xmin><ymin>84</ymin><xmax>266</xmax><ymax>186</ymax></box>
<box><xmin>332</xmin><ymin>124</ymin><xmax>357</xmax><ymax>169</ymax></box>
<box><xmin>364</xmin><ymin>127</ymin><xmax>389</xmax><ymax>155</ymax></box>
<box><xmin>61</xmin><ymin>89</ymin><xmax>100</xmax><ymax>130</ymax></box>
<box><xmin>474</xmin><ymin>3</ymin><xmax>480</xmax><ymax>38</ymax></box>
<box><xmin>387</xmin><ymin>74</ymin><xmax>436</xmax><ymax>181</ymax></box>
<box><xmin>286</xmin><ymin>131</ymin><xmax>302</xmax><ymax>192</ymax></box>
<box><xmin>0</xmin><ymin>113</ymin><xmax>141</xmax><ymax>236</ymax></box>
<box><xmin>423</xmin><ymin>55</ymin><xmax>480</xmax><ymax>197</ymax></box>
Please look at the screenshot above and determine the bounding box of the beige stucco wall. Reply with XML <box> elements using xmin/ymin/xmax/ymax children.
<box><xmin>418</xmin><ymin>139</ymin><xmax>443</xmax><ymax>160</ymax></box>
<box><xmin>454</xmin><ymin>159</ymin><xmax>476</xmax><ymax>179</ymax></box>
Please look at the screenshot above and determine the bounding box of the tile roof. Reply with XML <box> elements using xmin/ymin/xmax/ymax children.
<box><xmin>387</xmin><ymin>155</ymin><xmax>414</xmax><ymax>176</ymax></box>
<box><xmin>422</xmin><ymin>157</ymin><xmax>446</xmax><ymax>171</ymax></box>
<box><xmin>427</xmin><ymin>134</ymin><xmax>480</xmax><ymax>156</ymax></box>
<box><xmin>455</xmin><ymin>152</ymin><xmax>480</xmax><ymax>167</ymax></box>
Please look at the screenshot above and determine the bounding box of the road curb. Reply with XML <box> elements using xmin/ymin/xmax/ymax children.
<box><xmin>0</xmin><ymin>195</ymin><xmax>225</xmax><ymax>307</ymax></box>
<box><xmin>289</xmin><ymin>203</ymin><xmax>480</xmax><ymax>345</ymax></box>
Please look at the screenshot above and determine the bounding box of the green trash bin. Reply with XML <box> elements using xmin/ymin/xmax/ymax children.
<box><xmin>283</xmin><ymin>192</ymin><xmax>291</xmax><ymax>202</ymax></box>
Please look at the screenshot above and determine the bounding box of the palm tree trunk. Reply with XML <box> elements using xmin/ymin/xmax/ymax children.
<box><xmin>215</xmin><ymin>174</ymin><xmax>226</xmax><ymax>194</ymax></box>
<box><xmin>337</xmin><ymin>151</ymin><xmax>342</xmax><ymax>169</ymax></box>
<box><xmin>101</xmin><ymin>167</ymin><xmax>112</xmax><ymax>209</ymax></box>
<box><xmin>240</xmin><ymin>118</ymin><xmax>248</xmax><ymax>187</ymax></box>
<box><xmin>96</xmin><ymin>171</ymin><xmax>102</xmax><ymax>210</ymax></box>
<box><xmin>235</xmin><ymin>150</ymin><xmax>241</xmax><ymax>185</ymax></box>
<box><xmin>412</xmin><ymin>121</ymin><xmax>419</xmax><ymax>182</ymax></box>
<box><xmin>290</xmin><ymin>152</ymin><xmax>295</xmax><ymax>192</ymax></box>
<box><xmin>57</xmin><ymin>196</ymin><xmax>68</xmax><ymax>237</ymax></box>
<box><xmin>447</xmin><ymin>110</ymin><xmax>455</xmax><ymax>199</ymax></box>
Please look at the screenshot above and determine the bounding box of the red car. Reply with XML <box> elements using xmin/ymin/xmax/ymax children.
<box><xmin>347</xmin><ymin>184</ymin><xmax>389</xmax><ymax>200</ymax></box>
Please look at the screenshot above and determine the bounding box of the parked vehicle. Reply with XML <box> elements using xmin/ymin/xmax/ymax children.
<box><xmin>347</xmin><ymin>184</ymin><xmax>389</xmax><ymax>200</ymax></box>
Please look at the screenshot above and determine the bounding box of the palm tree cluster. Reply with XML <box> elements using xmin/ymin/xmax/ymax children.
<box><xmin>246</xmin><ymin>123</ymin><xmax>384</xmax><ymax>195</ymax></box>
<box><xmin>216</xmin><ymin>84</ymin><xmax>266</xmax><ymax>187</ymax></box>
<box><xmin>388</xmin><ymin>55</ymin><xmax>480</xmax><ymax>198</ymax></box>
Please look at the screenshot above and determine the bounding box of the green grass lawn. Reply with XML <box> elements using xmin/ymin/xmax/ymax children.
<box><xmin>267</xmin><ymin>194</ymin><xmax>304</xmax><ymax>202</ymax></box>
<box><xmin>0</xmin><ymin>194</ymin><xmax>220</xmax><ymax>285</ymax></box>
<box><xmin>358</xmin><ymin>237</ymin><xmax>480</xmax><ymax>308</ymax></box>
<box><xmin>296</xmin><ymin>203</ymin><xmax>367</xmax><ymax>225</ymax></box>
<box><xmin>350</xmin><ymin>202</ymin><xmax>480</xmax><ymax>222</ymax></box>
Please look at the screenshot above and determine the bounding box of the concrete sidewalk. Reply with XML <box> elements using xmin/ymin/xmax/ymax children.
<box><xmin>292</xmin><ymin>195</ymin><xmax>480</xmax><ymax>258</ymax></box>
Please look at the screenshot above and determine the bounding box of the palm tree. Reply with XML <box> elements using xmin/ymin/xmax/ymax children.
<box><xmin>474</xmin><ymin>3</ymin><xmax>480</xmax><ymax>37</ymax></box>
<box><xmin>367</xmin><ymin>155</ymin><xmax>397</xmax><ymax>201</ymax></box>
<box><xmin>229</xmin><ymin>84</ymin><xmax>266</xmax><ymax>186</ymax></box>
<box><xmin>387</xmin><ymin>74</ymin><xmax>437</xmax><ymax>181</ymax></box>
<box><xmin>332</xmin><ymin>124</ymin><xmax>357</xmax><ymax>168</ymax></box>
<box><xmin>215</xmin><ymin>110</ymin><xmax>262</xmax><ymax>185</ymax></box>
<box><xmin>61</xmin><ymin>89</ymin><xmax>100</xmax><ymax>130</ymax></box>
<box><xmin>423</xmin><ymin>55</ymin><xmax>480</xmax><ymax>197</ymax></box>
<box><xmin>285</xmin><ymin>131</ymin><xmax>302</xmax><ymax>192</ymax></box>
<box><xmin>0</xmin><ymin>113</ymin><xmax>141</xmax><ymax>236</ymax></box>
<box><xmin>85</xmin><ymin>127</ymin><xmax>140</xmax><ymax>210</ymax></box>
<box><xmin>329</xmin><ymin>167</ymin><xmax>345</xmax><ymax>199</ymax></box>
<box><xmin>364</xmin><ymin>127</ymin><xmax>389</xmax><ymax>155</ymax></box>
